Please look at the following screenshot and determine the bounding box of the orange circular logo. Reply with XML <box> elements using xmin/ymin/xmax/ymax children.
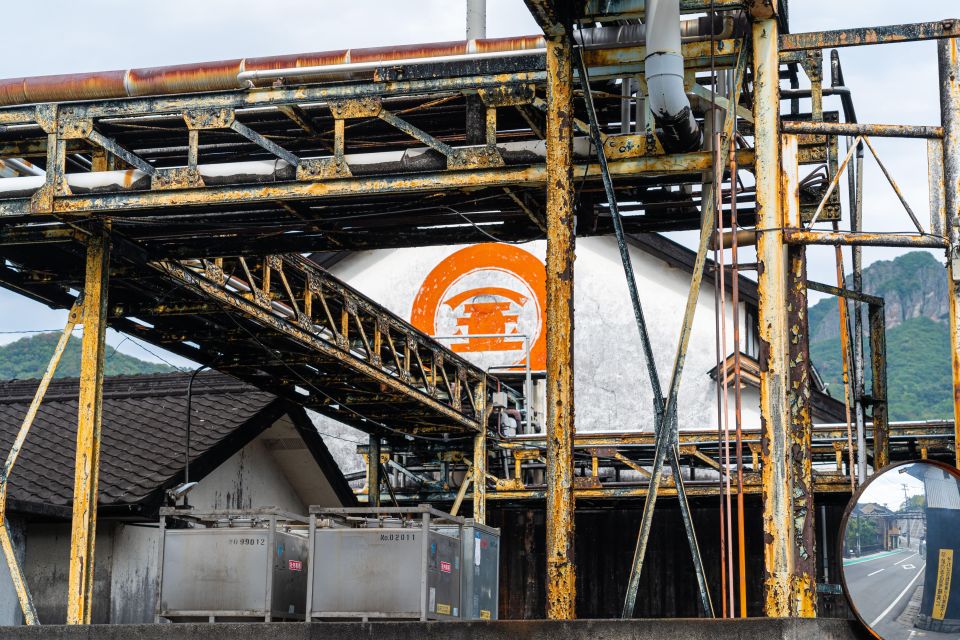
<box><xmin>411</xmin><ymin>244</ymin><xmax>546</xmax><ymax>372</ymax></box>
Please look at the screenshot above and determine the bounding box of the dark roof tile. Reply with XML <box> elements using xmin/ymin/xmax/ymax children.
<box><xmin>0</xmin><ymin>372</ymin><xmax>275</xmax><ymax>508</ymax></box>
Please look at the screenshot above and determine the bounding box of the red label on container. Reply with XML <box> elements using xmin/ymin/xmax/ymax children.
<box><xmin>440</xmin><ymin>560</ymin><xmax>452</xmax><ymax>573</ymax></box>
<box><xmin>288</xmin><ymin>560</ymin><xmax>303</xmax><ymax>571</ymax></box>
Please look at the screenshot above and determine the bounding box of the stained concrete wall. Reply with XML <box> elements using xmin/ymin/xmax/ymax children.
<box><xmin>317</xmin><ymin>238</ymin><xmax>761</xmax><ymax>436</ymax></box>
<box><xmin>22</xmin><ymin>521</ymin><xmax>115</xmax><ymax>624</ymax></box>
<box><xmin>0</xmin><ymin>619</ymin><xmax>870</xmax><ymax>640</ymax></box>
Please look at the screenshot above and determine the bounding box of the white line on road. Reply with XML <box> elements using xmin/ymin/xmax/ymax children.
<box><xmin>868</xmin><ymin>568</ymin><xmax>885</xmax><ymax>577</ymax></box>
<box><xmin>894</xmin><ymin>553</ymin><xmax>917</xmax><ymax>566</ymax></box>
<box><xmin>870</xmin><ymin>563</ymin><xmax>925</xmax><ymax>628</ymax></box>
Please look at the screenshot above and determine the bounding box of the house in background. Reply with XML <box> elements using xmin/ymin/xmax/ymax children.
<box><xmin>0</xmin><ymin>371</ymin><xmax>355</xmax><ymax>625</ymax></box>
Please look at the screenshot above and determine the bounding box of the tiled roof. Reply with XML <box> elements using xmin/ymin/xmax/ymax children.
<box><xmin>0</xmin><ymin>372</ymin><xmax>276</xmax><ymax>512</ymax></box>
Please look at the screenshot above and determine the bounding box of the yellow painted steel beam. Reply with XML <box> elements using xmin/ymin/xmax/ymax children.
<box><xmin>752</xmin><ymin>16</ymin><xmax>793</xmax><ymax>618</ymax></box>
<box><xmin>940</xmin><ymin>38</ymin><xmax>960</xmax><ymax>469</ymax></box>
<box><xmin>544</xmin><ymin>35</ymin><xmax>576</xmax><ymax>621</ymax></box>
<box><xmin>66</xmin><ymin>229</ymin><xmax>110</xmax><ymax>625</ymax></box>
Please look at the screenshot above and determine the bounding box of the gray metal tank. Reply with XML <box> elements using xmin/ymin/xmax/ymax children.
<box><xmin>307</xmin><ymin>506</ymin><xmax>462</xmax><ymax>620</ymax></box>
<box><xmin>437</xmin><ymin>519</ymin><xmax>500</xmax><ymax>620</ymax></box>
<box><xmin>156</xmin><ymin>508</ymin><xmax>309</xmax><ymax>622</ymax></box>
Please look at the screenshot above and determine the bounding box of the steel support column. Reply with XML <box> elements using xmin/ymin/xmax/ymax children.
<box><xmin>66</xmin><ymin>228</ymin><xmax>110</xmax><ymax>624</ymax></box>
<box><xmin>783</xmin><ymin>135</ymin><xmax>816</xmax><ymax>617</ymax></box>
<box><xmin>939</xmin><ymin>38</ymin><xmax>960</xmax><ymax>469</ymax></box>
<box><xmin>544</xmin><ymin>34</ymin><xmax>576</xmax><ymax>621</ymax></box>
<box><xmin>367</xmin><ymin>435</ymin><xmax>381</xmax><ymax>508</ymax></box>
<box><xmin>473</xmin><ymin>381</ymin><xmax>487</xmax><ymax>524</ymax></box>
<box><xmin>869</xmin><ymin>302</ymin><xmax>889</xmax><ymax>469</ymax></box>
<box><xmin>752</xmin><ymin>17</ymin><xmax>793</xmax><ymax>617</ymax></box>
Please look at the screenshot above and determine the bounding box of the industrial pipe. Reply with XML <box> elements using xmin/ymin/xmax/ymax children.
<box><xmin>0</xmin><ymin>36</ymin><xmax>546</xmax><ymax>107</ymax></box>
<box><xmin>237</xmin><ymin>47</ymin><xmax>545</xmax><ymax>84</ymax></box>
<box><xmin>575</xmin><ymin>15</ymin><xmax>737</xmax><ymax>49</ymax></box>
<box><xmin>644</xmin><ymin>0</ymin><xmax>702</xmax><ymax>152</ymax></box>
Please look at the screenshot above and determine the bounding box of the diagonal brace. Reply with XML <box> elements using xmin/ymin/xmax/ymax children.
<box><xmin>576</xmin><ymin>45</ymin><xmax>723</xmax><ymax>619</ymax></box>
<box><xmin>0</xmin><ymin>298</ymin><xmax>82</xmax><ymax>625</ymax></box>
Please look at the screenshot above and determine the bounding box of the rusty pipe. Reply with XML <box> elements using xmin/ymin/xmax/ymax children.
<box><xmin>0</xmin><ymin>36</ymin><xmax>546</xmax><ymax>107</ymax></box>
<box><xmin>238</xmin><ymin>46</ymin><xmax>546</xmax><ymax>84</ymax></box>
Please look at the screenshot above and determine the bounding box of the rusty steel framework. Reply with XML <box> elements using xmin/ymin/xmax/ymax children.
<box><xmin>0</xmin><ymin>0</ymin><xmax>956</xmax><ymax>625</ymax></box>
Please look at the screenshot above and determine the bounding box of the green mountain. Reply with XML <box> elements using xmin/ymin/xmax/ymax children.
<box><xmin>809</xmin><ymin>251</ymin><xmax>952</xmax><ymax>421</ymax></box>
<box><xmin>0</xmin><ymin>332</ymin><xmax>176</xmax><ymax>380</ymax></box>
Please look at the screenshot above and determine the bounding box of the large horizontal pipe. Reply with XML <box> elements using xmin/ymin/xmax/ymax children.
<box><xmin>0</xmin><ymin>36</ymin><xmax>546</xmax><ymax>107</ymax></box>
<box><xmin>237</xmin><ymin>47</ymin><xmax>545</xmax><ymax>83</ymax></box>
<box><xmin>781</xmin><ymin>120</ymin><xmax>943</xmax><ymax>139</ymax></box>
<box><xmin>241</xmin><ymin>19</ymin><xmax>737</xmax><ymax>83</ymax></box>
<box><xmin>783</xmin><ymin>228</ymin><xmax>948</xmax><ymax>248</ymax></box>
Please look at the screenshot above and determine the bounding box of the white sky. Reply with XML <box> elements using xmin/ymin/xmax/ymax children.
<box><xmin>0</xmin><ymin>0</ymin><xmax>955</xmax><ymax>367</ymax></box>
<box><xmin>859</xmin><ymin>463</ymin><xmax>925</xmax><ymax>511</ymax></box>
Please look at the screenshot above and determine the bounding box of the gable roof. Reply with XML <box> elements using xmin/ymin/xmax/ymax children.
<box><xmin>0</xmin><ymin>371</ymin><xmax>354</xmax><ymax>518</ymax></box>
<box><xmin>708</xmin><ymin>351</ymin><xmax>848</xmax><ymax>424</ymax></box>
<box><xmin>626</xmin><ymin>233</ymin><xmax>759</xmax><ymax>306</ymax></box>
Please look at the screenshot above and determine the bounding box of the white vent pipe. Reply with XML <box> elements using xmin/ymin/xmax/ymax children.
<box><xmin>644</xmin><ymin>0</ymin><xmax>702</xmax><ymax>152</ymax></box>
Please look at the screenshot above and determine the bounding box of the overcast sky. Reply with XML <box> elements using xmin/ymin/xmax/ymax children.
<box><xmin>0</xmin><ymin>1</ymin><xmax>954</xmax><ymax>367</ymax></box>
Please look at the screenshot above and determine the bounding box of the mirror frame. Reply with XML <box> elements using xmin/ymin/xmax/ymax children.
<box><xmin>838</xmin><ymin>459</ymin><xmax>960</xmax><ymax>639</ymax></box>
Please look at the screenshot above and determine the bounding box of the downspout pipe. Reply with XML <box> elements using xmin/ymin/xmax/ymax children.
<box><xmin>645</xmin><ymin>0</ymin><xmax>702</xmax><ymax>152</ymax></box>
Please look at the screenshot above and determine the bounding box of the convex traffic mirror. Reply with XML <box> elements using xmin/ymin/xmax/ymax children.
<box><xmin>841</xmin><ymin>460</ymin><xmax>960</xmax><ymax>639</ymax></box>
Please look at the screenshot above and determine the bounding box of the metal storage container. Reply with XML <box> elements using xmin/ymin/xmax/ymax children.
<box><xmin>437</xmin><ymin>519</ymin><xmax>500</xmax><ymax>620</ymax></box>
<box><xmin>156</xmin><ymin>508</ymin><xmax>309</xmax><ymax>622</ymax></box>
<box><xmin>307</xmin><ymin>505</ymin><xmax>462</xmax><ymax>620</ymax></box>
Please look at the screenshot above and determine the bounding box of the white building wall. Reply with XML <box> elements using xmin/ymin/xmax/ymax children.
<box><xmin>319</xmin><ymin>238</ymin><xmax>761</xmax><ymax>435</ymax></box>
<box><xmin>188</xmin><ymin>437</ymin><xmax>306</xmax><ymax>514</ymax></box>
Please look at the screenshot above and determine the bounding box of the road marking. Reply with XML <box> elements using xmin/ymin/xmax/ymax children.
<box><xmin>870</xmin><ymin>563</ymin><xmax>926</xmax><ymax>628</ymax></box>
<box><xmin>903</xmin><ymin>564</ymin><xmax>916</xmax><ymax>570</ymax></box>
<box><xmin>844</xmin><ymin>549</ymin><xmax>906</xmax><ymax>566</ymax></box>
<box><xmin>895</xmin><ymin>553</ymin><xmax>917</xmax><ymax>566</ymax></box>
<box><xmin>868</xmin><ymin>568</ymin><xmax>885</xmax><ymax>577</ymax></box>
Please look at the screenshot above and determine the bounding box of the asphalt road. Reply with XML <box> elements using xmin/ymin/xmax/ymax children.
<box><xmin>843</xmin><ymin>546</ymin><xmax>925</xmax><ymax>630</ymax></box>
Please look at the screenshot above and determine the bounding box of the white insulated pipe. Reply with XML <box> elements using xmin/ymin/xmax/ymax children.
<box><xmin>644</xmin><ymin>0</ymin><xmax>702</xmax><ymax>152</ymax></box>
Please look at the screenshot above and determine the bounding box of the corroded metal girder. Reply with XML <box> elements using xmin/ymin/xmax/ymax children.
<box><xmin>752</xmin><ymin>15</ymin><xmax>793</xmax><ymax>618</ymax></box>
<box><xmin>940</xmin><ymin>38</ymin><xmax>960</xmax><ymax>469</ymax></box>
<box><xmin>783</xmin><ymin>135</ymin><xmax>816</xmax><ymax>617</ymax></box>
<box><xmin>154</xmin><ymin>254</ymin><xmax>487</xmax><ymax>434</ymax></box>
<box><xmin>780</xmin><ymin>121</ymin><xmax>943</xmax><ymax>139</ymax></box>
<box><xmin>544</xmin><ymin>34</ymin><xmax>575</xmax><ymax>621</ymax></box>
<box><xmin>523</xmin><ymin>0</ymin><xmax>568</xmax><ymax>37</ymax></box>
<box><xmin>66</xmin><ymin>229</ymin><xmax>110</xmax><ymax>625</ymax></box>
<box><xmin>0</xmin><ymin>150</ymin><xmax>755</xmax><ymax>220</ymax></box>
<box><xmin>781</xmin><ymin>19</ymin><xmax>960</xmax><ymax>52</ymax></box>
